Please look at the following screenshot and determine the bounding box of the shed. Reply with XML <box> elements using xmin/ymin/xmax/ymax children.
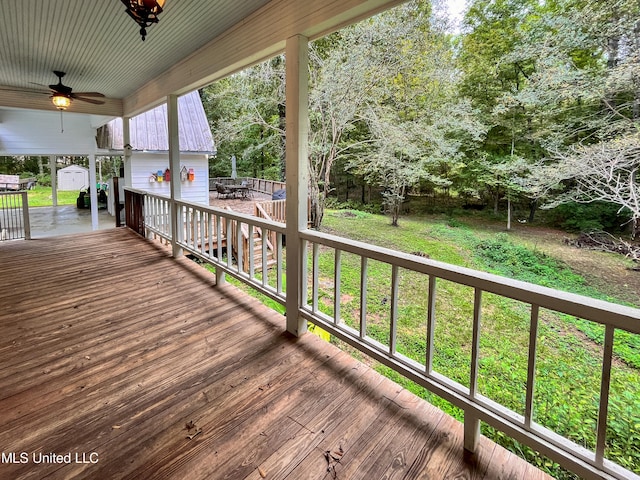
<box><xmin>57</xmin><ymin>165</ymin><xmax>89</xmax><ymax>191</ymax></box>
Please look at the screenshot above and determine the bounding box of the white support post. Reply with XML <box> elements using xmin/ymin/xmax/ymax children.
<box><xmin>285</xmin><ymin>34</ymin><xmax>309</xmax><ymax>337</ymax></box>
<box><xmin>88</xmin><ymin>154</ymin><xmax>99</xmax><ymax>231</ymax></box>
<box><xmin>49</xmin><ymin>155</ymin><xmax>58</xmax><ymax>207</ymax></box>
<box><xmin>123</xmin><ymin>117</ymin><xmax>132</xmax><ymax>187</ymax></box>
<box><xmin>167</xmin><ymin>94</ymin><xmax>182</xmax><ymax>258</ymax></box>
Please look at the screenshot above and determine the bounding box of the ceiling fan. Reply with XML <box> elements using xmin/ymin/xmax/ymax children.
<box><xmin>47</xmin><ymin>71</ymin><xmax>105</xmax><ymax>110</ymax></box>
<box><xmin>0</xmin><ymin>70</ymin><xmax>105</xmax><ymax>111</ymax></box>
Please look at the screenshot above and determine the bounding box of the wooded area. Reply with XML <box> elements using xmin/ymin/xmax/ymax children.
<box><xmin>202</xmin><ymin>0</ymin><xmax>640</xmax><ymax>234</ymax></box>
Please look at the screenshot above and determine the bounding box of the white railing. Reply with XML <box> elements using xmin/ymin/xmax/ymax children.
<box><xmin>0</xmin><ymin>191</ymin><xmax>30</xmax><ymax>241</ymax></box>
<box><xmin>174</xmin><ymin>201</ymin><xmax>285</xmax><ymax>303</ymax></box>
<box><xmin>127</xmin><ymin>191</ymin><xmax>640</xmax><ymax>480</ymax></box>
<box><xmin>133</xmin><ymin>189</ymin><xmax>286</xmax><ymax>305</ymax></box>
<box><xmin>299</xmin><ymin>229</ymin><xmax>640</xmax><ymax>480</ymax></box>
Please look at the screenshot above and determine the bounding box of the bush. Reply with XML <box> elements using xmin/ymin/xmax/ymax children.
<box><xmin>474</xmin><ymin>234</ymin><xmax>585</xmax><ymax>288</ymax></box>
<box><xmin>36</xmin><ymin>173</ymin><xmax>51</xmax><ymax>187</ymax></box>
<box><xmin>549</xmin><ymin>202</ymin><xmax>631</xmax><ymax>234</ymax></box>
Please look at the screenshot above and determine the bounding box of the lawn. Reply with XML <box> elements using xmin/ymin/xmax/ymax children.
<box><xmin>26</xmin><ymin>185</ymin><xmax>78</xmax><ymax>207</ymax></box>
<box><xmin>317</xmin><ymin>210</ymin><xmax>640</xmax><ymax>479</ymax></box>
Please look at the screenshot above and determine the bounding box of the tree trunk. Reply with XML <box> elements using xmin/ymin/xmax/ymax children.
<box><xmin>506</xmin><ymin>197</ymin><xmax>512</xmax><ymax>231</ymax></box>
<box><xmin>528</xmin><ymin>199</ymin><xmax>537</xmax><ymax>223</ymax></box>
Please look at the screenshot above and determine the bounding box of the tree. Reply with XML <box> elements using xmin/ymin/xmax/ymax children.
<box><xmin>532</xmin><ymin>136</ymin><xmax>640</xmax><ymax>237</ymax></box>
<box><xmin>343</xmin><ymin>1</ymin><xmax>484</xmax><ymax>226</ymax></box>
<box><xmin>510</xmin><ymin>0</ymin><xmax>640</xmax><ymax>235</ymax></box>
<box><xmin>200</xmin><ymin>58</ymin><xmax>286</xmax><ymax>180</ymax></box>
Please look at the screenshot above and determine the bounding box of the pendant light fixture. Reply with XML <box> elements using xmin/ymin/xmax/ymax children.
<box><xmin>121</xmin><ymin>0</ymin><xmax>166</xmax><ymax>41</ymax></box>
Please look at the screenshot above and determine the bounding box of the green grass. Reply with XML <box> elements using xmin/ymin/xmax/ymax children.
<box><xmin>26</xmin><ymin>186</ymin><xmax>78</xmax><ymax>206</ymax></box>
<box><xmin>320</xmin><ymin>209</ymin><xmax>640</xmax><ymax>479</ymax></box>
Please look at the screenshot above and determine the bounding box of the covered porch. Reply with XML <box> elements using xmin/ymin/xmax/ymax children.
<box><xmin>0</xmin><ymin>228</ymin><xmax>548</xmax><ymax>479</ymax></box>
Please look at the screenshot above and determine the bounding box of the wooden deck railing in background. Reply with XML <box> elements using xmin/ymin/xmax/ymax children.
<box><xmin>255</xmin><ymin>198</ymin><xmax>312</xmax><ymax>227</ymax></box>
<box><xmin>125</xmin><ymin>189</ymin><xmax>640</xmax><ymax>480</ymax></box>
<box><xmin>0</xmin><ymin>191</ymin><xmax>30</xmax><ymax>241</ymax></box>
<box><xmin>210</xmin><ymin>177</ymin><xmax>285</xmax><ymax>196</ymax></box>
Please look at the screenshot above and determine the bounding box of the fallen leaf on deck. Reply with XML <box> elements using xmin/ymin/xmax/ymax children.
<box><xmin>112</xmin><ymin>425</ymin><xmax>121</xmax><ymax>429</ymax></box>
<box><xmin>258</xmin><ymin>466</ymin><xmax>267</xmax><ymax>478</ymax></box>
<box><xmin>185</xmin><ymin>420</ymin><xmax>195</xmax><ymax>430</ymax></box>
<box><xmin>186</xmin><ymin>428</ymin><xmax>202</xmax><ymax>440</ymax></box>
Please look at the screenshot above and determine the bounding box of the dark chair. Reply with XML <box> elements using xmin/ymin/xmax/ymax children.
<box><xmin>215</xmin><ymin>183</ymin><xmax>233</xmax><ymax>199</ymax></box>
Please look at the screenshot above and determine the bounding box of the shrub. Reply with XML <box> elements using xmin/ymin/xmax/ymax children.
<box><xmin>549</xmin><ymin>202</ymin><xmax>631</xmax><ymax>234</ymax></box>
<box><xmin>36</xmin><ymin>173</ymin><xmax>51</xmax><ymax>187</ymax></box>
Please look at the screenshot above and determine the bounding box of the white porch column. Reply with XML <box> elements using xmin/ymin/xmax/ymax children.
<box><xmin>285</xmin><ymin>34</ymin><xmax>309</xmax><ymax>337</ymax></box>
<box><xmin>49</xmin><ymin>155</ymin><xmax>58</xmax><ymax>207</ymax></box>
<box><xmin>167</xmin><ymin>94</ymin><xmax>183</xmax><ymax>258</ymax></box>
<box><xmin>123</xmin><ymin>117</ymin><xmax>132</xmax><ymax>187</ymax></box>
<box><xmin>88</xmin><ymin>154</ymin><xmax>99</xmax><ymax>230</ymax></box>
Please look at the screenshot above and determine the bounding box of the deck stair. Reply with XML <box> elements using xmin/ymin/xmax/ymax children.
<box><xmin>228</xmin><ymin>206</ymin><xmax>277</xmax><ymax>273</ymax></box>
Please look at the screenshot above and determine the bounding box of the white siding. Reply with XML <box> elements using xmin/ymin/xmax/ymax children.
<box><xmin>130</xmin><ymin>153</ymin><xmax>209</xmax><ymax>205</ymax></box>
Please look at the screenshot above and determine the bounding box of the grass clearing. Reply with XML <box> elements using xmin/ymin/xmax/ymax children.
<box><xmin>26</xmin><ymin>186</ymin><xmax>78</xmax><ymax>207</ymax></box>
<box><xmin>319</xmin><ymin>209</ymin><xmax>640</xmax><ymax>479</ymax></box>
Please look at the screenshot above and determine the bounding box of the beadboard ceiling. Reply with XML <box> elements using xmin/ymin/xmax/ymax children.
<box><xmin>0</xmin><ymin>0</ymin><xmax>403</xmax><ymax>122</ymax></box>
<box><xmin>0</xmin><ymin>0</ymin><xmax>270</xmax><ymax>116</ymax></box>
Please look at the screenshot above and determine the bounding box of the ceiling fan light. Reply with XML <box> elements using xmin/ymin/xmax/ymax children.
<box><xmin>52</xmin><ymin>94</ymin><xmax>71</xmax><ymax>110</ymax></box>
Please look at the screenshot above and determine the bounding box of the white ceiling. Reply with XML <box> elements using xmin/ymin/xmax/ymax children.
<box><xmin>0</xmin><ymin>1</ymin><xmax>270</xmax><ymax>115</ymax></box>
<box><xmin>0</xmin><ymin>0</ymin><xmax>404</xmax><ymax>122</ymax></box>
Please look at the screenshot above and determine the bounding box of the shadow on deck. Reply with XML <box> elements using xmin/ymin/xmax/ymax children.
<box><xmin>0</xmin><ymin>229</ymin><xmax>551</xmax><ymax>479</ymax></box>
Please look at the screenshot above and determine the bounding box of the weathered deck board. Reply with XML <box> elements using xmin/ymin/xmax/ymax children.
<box><xmin>0</xmin><ymin>229</ymin><xmax>552</xmax><ymax>480</ymax></box>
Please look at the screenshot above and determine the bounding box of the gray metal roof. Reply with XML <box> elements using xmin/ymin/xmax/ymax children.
<box><xmin>96</xmin><ymin>91</ymin><xmax>216</xmax><ymax>154</ymax></box>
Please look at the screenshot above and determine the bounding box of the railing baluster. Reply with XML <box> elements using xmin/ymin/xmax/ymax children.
<box><xmin>360</xmin><ymin>256</ymin><xmax>368</xmax><ymax>339</ymax></box>
<box><xmin>277</xmin><ymin>233</ymin><xmax>284</xmax><ymax>295</ymax></box>
<box><xmin>216</xmin><ymin>214</ymin><xmax>222</xmax><ymax>262</ymax></box>
<box><xmin>200</xmin><ymin>210</ymin><xmax>206</xmax><ymax>255</ymax></box>
<box><xmin>312</xmin><ymin>242</ymin><xmax>319</xmax><ymax>313</ymax></box>
<box><xmin>261</xmin><ymin>228</ymin><xmax>268</xmax><ymax>287</ymax></box>
<box><xmin>470</xmin><ymin>288</ymin><xmax>482</xmax><ymax>397</ymax></box>
<box><xmin>334</xmin><ymin>249</ymin><xmax>341</xmax><ymax>325</ymax></box>
<box><xmin>525</xmin><ymin>304</ymin><xmax>540</xmax><ymax>429</ymax></box>
<box><xmin>235</xmin><ymin>220</ymin><xmax>243</xmax><ymax>273</ymax></box>
<box><xmin>390</xmin><ymin>264</ymin><xmax>399</xmax><ymax>355</ymax></box>
<box><xmin>207</xmin><ymin>212</ymin><xmax>213</xmax><ymax>259</ymax></box>
<box><xmin>426</xmin><ymin>275</ymin><xmax>436</xmax><ymax>373</ymax></box>
<box><xmin>226</xmin><ymin>217</ymin><xmax>232</xmax><ymax>269</ymax></box>
<box><xmin>248</xmin><ymin>224</ymin><xmax>255</xmax><ymax>276</ymax></box>
<box><xmin>596</xmin><ymin>324</ymin><xmax>615</xmax><ymax>466</ymax></box>
<box><xmin>300</xmin><ymin>238</ymin><xmax>308</xmax><ymax>304</ymax></box>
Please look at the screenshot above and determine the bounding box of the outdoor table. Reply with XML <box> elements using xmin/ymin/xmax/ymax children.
<box><xmin>228</xmin><ymin>185</ymin><xmax>250</xmax><ymax>199</ymax></box>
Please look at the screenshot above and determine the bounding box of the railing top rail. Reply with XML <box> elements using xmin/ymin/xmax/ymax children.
<box><xmin>300</xmin><ymin>229</ymin><xmax>640</xmax><ymax>334</ymax></box>
<box><xmin>124</xmin><ymin>186</ymin><xmax>162</xmax><ymax>196</ymax></box>
<box><xmin>0</xmin><ymin>190</ymin><xmax>29</xmax><ymax>196</ymax></box>
<box><xmin>175</xmin><ymin>198</ymin><xmax>286</xmax><ymax>233</ymax></box>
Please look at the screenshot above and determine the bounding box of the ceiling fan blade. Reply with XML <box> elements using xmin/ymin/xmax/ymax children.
<box><xmin>71</xmin><ymin>92</ymin><xmax>105</xmax><ymax>97</ymax></box>
<box><xmin>74</xmin><ymin>96</ymin><xmax>106</xmax><ymax>105</ymax></box>
<box><xmin>0</xmin><ymin>86</ymin><xmax>49</xmax><ymax>95</ymax></box>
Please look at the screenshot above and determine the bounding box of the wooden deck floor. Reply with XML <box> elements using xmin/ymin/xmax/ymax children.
<box><xmin>0</xmin><ymin>229</ymin><xmax>552</xmax><ymax>480</ymax></box>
